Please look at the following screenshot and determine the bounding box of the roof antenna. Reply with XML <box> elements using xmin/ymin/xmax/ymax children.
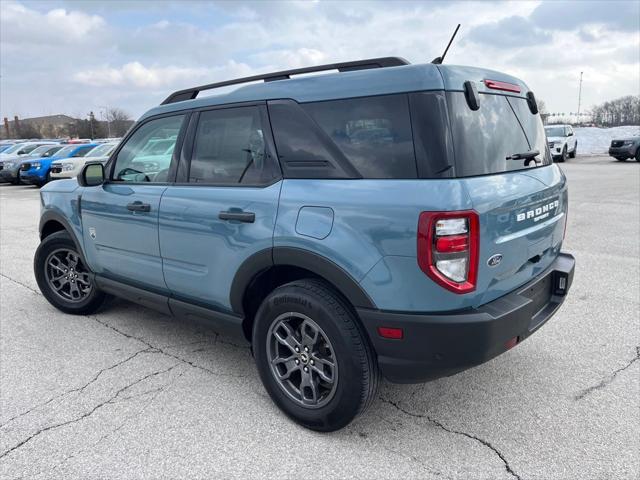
<box><xmin>431</xmin><ymin>24</ymin><xmax>461</xmax><ymax>64</ymax></box>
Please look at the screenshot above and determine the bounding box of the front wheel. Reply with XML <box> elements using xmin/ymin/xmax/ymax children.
<box><xmin>635</xmin><ymin>149</ymin><xmax>639</xmax><ymax>162</ymax></box>
<box><xmin>34</xmin><ymin>231</ymin><xmax>108</xmax><ymax>314</ymax></box>
<box><xmin>569</xmin><ymin>143</ymin><xmax>577</xmax><ymax>158</ymax></box>
<box><xmin>253</xmin><ymin>279</ymin><xmax>379</xmax><ymax>431</ymax></box>
<box><xmin>560</xmin><ymin>146</ymin><xmax>568</xmax><ymax>162</ymax></box>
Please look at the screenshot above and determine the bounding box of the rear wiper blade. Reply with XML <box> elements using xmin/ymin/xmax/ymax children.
<box><xmin>506</xmin><ymin>150</ymin><xmax>540</xmax><ymax>166</ymax></box>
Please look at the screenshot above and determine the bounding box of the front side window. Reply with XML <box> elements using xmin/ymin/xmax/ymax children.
<box><xmin>189</xmin><ymin>106</ymin><xmax>270</xmax><ymax>184</ymax></box>
<box><xmin>303</xmin><ymin>95</ymin><xmax>417</xmax><ymax>178</ymax></box>
<box><xmin>113</xmin><ymin>115</ymin><xmax>184</xmax><ymax>183</ymax></box>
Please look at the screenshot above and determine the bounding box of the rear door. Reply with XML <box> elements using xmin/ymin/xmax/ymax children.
<box><xmin>158</xmin><ymin>104</ymin><xmax>281</xmax><ymax>312</ymax></box>
<box><xmin>447</xmin><ymin>92</ymin><xmax>568</xmax><ymax>305</ymax></box>
<box><xmin>80</xmin><ymin>114</ymin><xmax>187</xmax><ymax>291</ymax></box>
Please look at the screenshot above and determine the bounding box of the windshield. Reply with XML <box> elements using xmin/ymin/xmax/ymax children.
<box><xmin>1</xmin><ymin>143</ymin><xmax>26</xmax><ymax>155</ymax></box>
<box><xmin>86</xmin><ymin>143</ymin><xmax>117</xmax><ymax>157</ymax></box>
<box><xmin>448</xmin><ymin>92</ymin><xmax>551</xmax><ymax>177</ymax></box>
<box><xmin>41</xmin><ymin>146</ymin><xmax>63</xmax><ymax>157</ymax></box>
<box><xmin>27</xmin><ymin>145</ymin><xmax>54</xmax><ymax>156</ymax></box>
<box><xmin>544</xmin><ymin>126</ymin><xmax>565</xmax><ymax>137</ymax></box>
<box><xmin>53</xmin><ymin>146</ymin><xmax>76</xmax><ymax>158</ymax></box>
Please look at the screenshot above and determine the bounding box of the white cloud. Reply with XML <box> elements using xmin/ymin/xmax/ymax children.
<box><xmin>73</xmin><ymin>60</ymin><xmax>255</xmax><ymax>89</ymax></box>
<box><xmin>0</xmin><ymin>0</ymin><xmax>638</xmax><ymax>119</ymax></box>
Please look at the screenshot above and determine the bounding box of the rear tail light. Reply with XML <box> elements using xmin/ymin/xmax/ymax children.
<box><xmin>418</xmin><ymin>210</ymin><xmax>479</xmax><ymax>293</ymax></box>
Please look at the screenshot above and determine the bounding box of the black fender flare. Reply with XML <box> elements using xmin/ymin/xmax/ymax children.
<box><xmin>229</xmin><ymin>247</ymin><xmax>376</xmax><ymax>315</ymax></box>
<box><xmin>39</xmin><ymin>210</ymin><xmax>87</xmax><ymax>264</ymax></box>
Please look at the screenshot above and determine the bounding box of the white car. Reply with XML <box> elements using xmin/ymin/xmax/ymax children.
<box><xmin>544</xmin><ymin>124</ymin><xmax>577</xmax><ymax>162</ymax></box>
<box><xmin>50</xmin><ymin>141</ymin><xmax>119</xmax><ymax>179</ymax></box>
<box><xmin>0</xmin><ymin>141</ymin><xmax>59</xmax><ymax>161</ymax></box>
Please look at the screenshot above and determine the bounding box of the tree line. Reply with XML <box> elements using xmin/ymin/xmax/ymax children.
<box><xmin>590</xmin><ymin>95</ymin><xmax>640</xmax><ymax>127</ymax></box>
<box><xmin>5</xmin><ymin>107</ymin><xmax>132</xmax><ymax>139</ymax></box>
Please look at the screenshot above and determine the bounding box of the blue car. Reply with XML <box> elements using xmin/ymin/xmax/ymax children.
<box><xmin>34</xmin><ymin>57</ymin><xmax>575</xmax><ymax>431</ymax></box>
<box><xmin>19</xmin><ymin>143</ymin><xmax>97</xmax><ymax>186</ymax></box>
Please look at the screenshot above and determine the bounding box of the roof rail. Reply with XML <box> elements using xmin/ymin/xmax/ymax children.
<box><xmin>160</xmin><ymin>56</ymin><xmax>410</xmax><ymax>105</ymax></box>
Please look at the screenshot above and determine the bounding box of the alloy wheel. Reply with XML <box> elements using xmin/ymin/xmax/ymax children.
<box><xmin>266</xmin><ymin>312</ymin><xmax>338</xmax><ymax>409</ymax></box>
<box><xmin>44</xmin><ymin>248</ymin><xmax>92</xmax><ymax>302</ymax></box>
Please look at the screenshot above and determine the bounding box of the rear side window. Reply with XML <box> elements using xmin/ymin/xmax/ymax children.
<box><xmin>189</xmin><ymin>106</ymin><xmax>274</xmax><ymax>184</ymax></box>
<box><xmin>303</xmin><ymin>95</ymin><xmax>417</xmax><ymax>179</ymax></box>
<box><xmin>447</xmin><ymin>92</ymin><xmax>551</xmax><ymax>177</ymax></box>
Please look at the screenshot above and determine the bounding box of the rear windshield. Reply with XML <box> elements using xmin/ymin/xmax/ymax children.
<box><xmin>447</xmin><ymin>92</ymin><xmax>551</xmax><ymax>177</ymax></box>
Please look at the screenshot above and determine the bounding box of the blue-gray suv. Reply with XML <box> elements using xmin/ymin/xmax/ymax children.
<box><xmin>34</xmin><ymin>57</ymin><xmax>575</xmax><ymax>431</ymax></box>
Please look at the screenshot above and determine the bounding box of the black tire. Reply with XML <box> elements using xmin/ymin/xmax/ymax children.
<box><xmin>616</xmin><ymin>157</ymin><xmax>626</xmax><ymax>162</ymax></box>
<box><xmin>635</xmin><ymin>149</ymin><xmax>639</xmax><ymax>162</ymax></box>
<box><xmin>252</xmin><ymin>278</ymin><xmax>379</xmax><ymax>431</ymax></box>
<box><xmin>569</xmin><ymin>143</ymin><xmax>577</xmax><ymax>158</ymax></box>
<box><xmin>34</xmin><ymin>231</ymin><xmax>108</xmax><ymax>315</ymax></box>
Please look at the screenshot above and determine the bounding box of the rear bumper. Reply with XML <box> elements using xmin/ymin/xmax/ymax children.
<box><xmin>358</xmin><ymin>252</ymin><xmax>575</xmax><ymax>383</ymax></box>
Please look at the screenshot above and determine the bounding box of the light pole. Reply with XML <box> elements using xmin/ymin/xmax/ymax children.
<box><xmin>99</xmin><ymin>106</ymin><xmax>112</xmax><ymax>138</ymax></box>
<box><xmin>577</xmin><ymin>71</ymin><xmax>584</xmax><ymax>121</ymax></box>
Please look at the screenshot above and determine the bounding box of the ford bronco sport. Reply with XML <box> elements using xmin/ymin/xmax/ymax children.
<box><xmin>34</xmin><ymin>57</ymin><xmax>575</xmax><ymax>431</ymax></box>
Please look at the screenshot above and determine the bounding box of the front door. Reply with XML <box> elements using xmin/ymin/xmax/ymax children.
<box><xmin>80</xmin><ymin>114</ymin><xmax>187</xmax><ymax>291</ymax></box>
<box><xmin>159</xmin><ymin>104</ymin><xmax>281</xmax><ymax>312</ymax></box>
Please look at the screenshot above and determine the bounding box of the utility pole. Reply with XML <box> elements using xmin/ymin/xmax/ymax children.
<box><xmin>577</xmin><ymin>71</ymin><xmax>584</xmax><ymax>120</ymax></box>
<box><xmin>88</xmin><ymin>111</ymin><xmax>95</xmax><ymax>139</ymax></box>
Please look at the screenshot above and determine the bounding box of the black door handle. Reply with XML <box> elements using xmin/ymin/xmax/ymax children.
<box><xmin>127</xmin><ymin>201</ymin><xmax>151</xmax><ymax>212</ymax></box>
<box><xmin>219</xmin><ymin>211</ymin><xmax>255</xmax><ymax>223</ymax></box>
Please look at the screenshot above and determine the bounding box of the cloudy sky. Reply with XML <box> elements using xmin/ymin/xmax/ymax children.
<box><xmin>1</xmin><ymin>0</ymin><xmax>638</xmax><ymax>121</ymax></box>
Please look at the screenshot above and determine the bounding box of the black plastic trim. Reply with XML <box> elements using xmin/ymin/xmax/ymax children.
<box><xmin>39</xmin><ymin>211</ymin><xmax>86</xmax><ymax>263</ymax></box>
<box><xmin>161</xmin><ymin>57</ymin><xmax>410</xmax><ymax>105</ymax></box>
<box><xmin>357</xmin><ymin>252</ymin><xmax>575</xmax><ymax>384</ymax></box>
<box><xmin>272</xmin><ymin>247</ymin><xmax>375</xmax><ymax>308</ymax></box>
<box><xmin>94</xmin><ymin>274</ymin><xmax>246</xmax><ymax>339</ymax></box>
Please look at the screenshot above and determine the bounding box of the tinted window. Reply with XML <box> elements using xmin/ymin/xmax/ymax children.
<box><xmin>269</xmin><ymin>100</ymin><xmax>355</xmax><ymax>179</ymax></box>
<box><xmin>507</xmin><ymin>97</ymin><xmax>552</xmax><ymax>166</ymax></box>
<box><xmin>448</xmin><ymin>92</ymin><xmax>550</xmax><ymax>177</ymax></box>
<box><xmin>113</xmin><ymin>115</ymin><xmax>184</xmax><ymax>183</ymax></box>
<box><xmin>189</xmin><ymin>106</ymin><xmax>269</xmax><ymax>184</ymax></box>
<box><xmin>304</xmin><ymin>95</ymin><xmax>417</xmax><ymax>178</ymax></box>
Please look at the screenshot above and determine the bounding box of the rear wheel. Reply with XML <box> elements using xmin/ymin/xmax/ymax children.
<box><xmin>34</xmin><ymin>231</ymin><xmax>108</xmax><ymax>314</ymax></box>
<box><xmin>252</xmin><ymin>279</ymin><xmax>379</xmax><ymax>431</ymax></box>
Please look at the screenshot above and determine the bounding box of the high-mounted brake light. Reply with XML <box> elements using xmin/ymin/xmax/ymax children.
<box><xmin>484</xmin><ymin>79</ymin><xmax>521</xmax><ymax>93</ymax></box>
<box><xmin>418</xmin><ymin>211</ymin><xmax>479</xmax><ymax>294</ymax></box>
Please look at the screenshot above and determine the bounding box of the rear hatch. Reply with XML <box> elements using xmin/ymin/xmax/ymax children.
<box><xmin>447</xmin><ymin>88</ymin><xmax>568</xmax><ymax>306</ymax></box>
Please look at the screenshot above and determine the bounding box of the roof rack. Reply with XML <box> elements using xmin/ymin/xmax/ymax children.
<box><xmin>160</xmin><ymin>56</ymin><xmax>410</xmax><ymax>105</ymax></box>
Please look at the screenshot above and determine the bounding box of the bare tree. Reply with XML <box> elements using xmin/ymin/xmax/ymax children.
<box><xmin>105</xmin><ymin>107</ymin><xmax>133</xmax><ymax>137</ymax></box>
<box><xmin>536</xmin><ymin>98</ymin><xmax>550</xmax><ymax>125</ymax></box>
<box><xmin>591</xmin><ymin>95</ymin><xmax>640</xmax><ymax>127</ymax></box>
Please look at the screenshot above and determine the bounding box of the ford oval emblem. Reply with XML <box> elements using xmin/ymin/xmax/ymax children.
<box><xmin>487</xmin><ymin>254</ymin><xmax>503</xmax><ymax>267</ymax></box>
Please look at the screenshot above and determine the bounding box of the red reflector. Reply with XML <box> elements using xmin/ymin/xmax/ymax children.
<box><xmin>377</xmin><ymin>327</ymin><xmax>403</xmax><ymax>340</ymax></box>
<box><xmin>435</xmin><ymin>234</ymin><xmax>469</xmax><ymax>253</ymax></box>
<box><xmin>505</xmin><ymin>336</ymin><xmax>520</xmax><ymax>350</ymax></box>
<box><xmin>484</xmin><ymin>79</ymin><xmax>521</xmax><ymax>93</ymax></box>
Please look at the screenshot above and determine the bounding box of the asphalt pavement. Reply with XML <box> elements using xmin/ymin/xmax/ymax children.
<box><xmin>1</xmin><ymin>155</ymin><xmax>638</xmax><ymax>480</ymax></box>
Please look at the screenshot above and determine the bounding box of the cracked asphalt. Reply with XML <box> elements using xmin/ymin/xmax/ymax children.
<box><xmin>1</xmin><ymin>155</ymin><xmax>638</xmax><ymax>480</ymax></box>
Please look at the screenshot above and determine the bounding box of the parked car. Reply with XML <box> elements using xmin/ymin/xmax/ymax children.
<box><xmin>50</xmin><ymin>142</ymin><xmax>119</xmax><ymax>179</ymax></box>
<box><xmin>608</xmin><ymin>137</ymin><xmax>640</xmax><ymax>162</ymax></box>
<box><xmin>19</xmin><ymin>143</ymin><xmax>97</xmax><ymax>186</ymax></box>
<box><xmin>34</xmin><ymin>57</ymin><xmax>575</xmax><ymax>431</ymax></box>
<box><xmin>0</xmin><ymin>144</ymin><xmax>13</xmax><ymax>153</ymax></box>
<box><xmin>544</xmin><ymin>124</ymin><xmax>577</xmax><ymax>161</ymax></box>
<box><xmin>0</xmin><ymin>142</ymin><xmax>60</xmax><ymax>184</ymax></box>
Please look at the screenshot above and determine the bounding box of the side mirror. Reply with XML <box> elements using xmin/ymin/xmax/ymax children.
<box><xmin>78</xmin><ymin>162</ymin><xmax>105</xmax><ymax>187</ymax></box>
<box><xmin>567</xmin><ymin>131</ymin><xmax>573</xmax><ymax>137</ymax></box>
